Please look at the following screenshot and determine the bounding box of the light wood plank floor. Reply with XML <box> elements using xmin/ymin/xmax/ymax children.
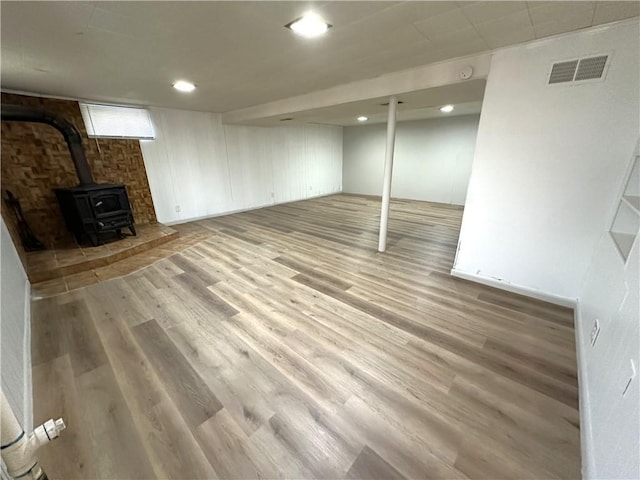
<box><xmin>31</xmin><ymin>194</ymin><xmax>580</xmax><ymax>479</ymax></box>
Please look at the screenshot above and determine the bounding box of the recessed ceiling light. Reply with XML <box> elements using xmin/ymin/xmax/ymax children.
<box><xmin>357</xmin><ymin>116</ymin><xmax>368</xmax><ymax>122</ymax></box>
<box><xmin>285</xmin><ymin>12</ymin><xmax>332</xmax><ymax>38</ymax></box>
<box><xmin>172</xmin><ymin>80</ymin><xmax>196</xmax><ymax>92</ymax></box>
<box><xmin>440</xmin><ymin>104</ymin><xmax>454</xmax><ymax>113</ymax></box>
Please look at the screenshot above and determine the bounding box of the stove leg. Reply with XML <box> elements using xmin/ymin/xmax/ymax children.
<box><xmin>129</xmin><ymin>225</ymin><xmax>137</xmax><ymax>236</ymax></box>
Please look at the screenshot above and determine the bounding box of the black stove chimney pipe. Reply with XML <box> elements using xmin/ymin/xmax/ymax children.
<box><xmin>1</xmin><ymin>104</ymin><xmax>95</xmax><ymax>186</ymax></box>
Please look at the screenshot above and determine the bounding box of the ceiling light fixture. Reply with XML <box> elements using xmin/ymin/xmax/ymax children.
<box><xmin>285</xmin><ymin>12</ymin><xmax>331</xmax><ymax>38</ymax></box>
<box><xmin>172</xmin><ymin>80</ymin><xmax>196</xmax><ymax>92</ymax></box>
<box><xmin>357</xmin><ymin>116</ymin><xmax>368</xmax><ymax>122</ymax></box>
<box><xmin>440</xmin><ymin>105</ymin><xmax>454</xmax><ymax>113</ymax></box>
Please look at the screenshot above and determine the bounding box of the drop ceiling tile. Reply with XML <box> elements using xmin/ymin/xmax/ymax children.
<box><xmin>358</xmin><ymin>21</ymin><xmax>426</xmax><ymax>50</ymax></box>
<box><xmin>481</xmin><ymin>26</ymin><xmax>536</xmax><ymax>49</ymax></box>
<box><xmin>13</xmin><ymin>73</ymin><xmax>71</xmax><ymax>98</ymax></box>
<box><xmin>343</xmin><ymin>39</ymin><xmax>438</xmax><ymax>80</ymax></box>
<box><xmin>455</xmin><ymin>1</ymin><xmax>478</xmax><ymax>8</ymax></box>
<box><xmin>308</xmin><ymin>3</ymin><xmax>423</xmax><ymax>56</ymax></box>
<box><xmin>592</xmin><ymin>1</ymin><xmax>640</xmax><ymax>25</ymax></box>
<box><xmin>405</xmin><ymin>1</ymin><xmax>459</xmax><ymax>21</ymax></box>
<box><xmin>390</xmin><ymin>50</ymin><xmax>447</xmax><ymax>72</ymax></box>
<box><xmin>343</xmin><ymin>2</ymin><xmax>446</xmax><ymax>36</ymax></box>
<box><xmin>0</xmin><ymin>2</ymin><xmax>24</xmax><ymax>35</ymax></box>
<box><xmin>0</xmin><ymin>11</ymin><xmax>23</xmax><ymax>45</ymax></box>
<box><xmin>533</xmin><ymin>11</ymin><xmax>594</xmax><ymax>39</ymax></box>
<box><xmin>19</xmin><ymin>25</ymin><xmax>90</xmax><ymax>64</ymax></box>
<box><xmin>315</xmin><ymin>1</ymin><xmax>401</xmax><ymax>27</ymax></box>
<box><xmin>0</xmin><ymin>50</ymin><xmax>24</xmax><ymax>88</ymax></box>
<box><xmin>289</xmin><ymin>24</ymin><xmax>426</xmax><ymax>80</ymax></box>
<box><xmin>229</xmin><ymin>1</ymin><xmax>314</xmax><ymax>26</ymax></box>
<box><xmin>413</xmin><ymin>7</ymin><xmax>473</xmax><ymax>40</ymax></box>
<box><xmin>22</xmin><ymin>55</ymin><xmax>60</xmax><ymax>76</ymax></box>
<box><xmin>88</xmin><ymin>7</ymin><xmax>137</xmax><ymax>37</ymax></box>
<box><xmin>435</xmin><ymin>40</ymin><xmax>491</xmax><ymax>62</ymax></box>
<box><xmin>0</xmin><ymin>49</ymin><xmax>22</xmax><ymax>69</ymax></box>
<box><xmin>527</xmin><ymin>1</ymin><xmax>596</xmax><ymax>25</ymax></box>
<box><xmin>426</xmin><ymin>27</ymin><xmax>488</xmax><ymax>50</ymax></box>
<box><xmin>472</xmin><ymin>10</ymin><xmax>532</xmax><ymax>35</ymax></box>
<box><xmin>460</xmin><ymin>1</ymin><xmax>529</xmax><ymax>24</ymax></box>
<box><xmin>532</xmin><ymin>21</ymin><xmax>578</xmax><ymax>39</ymax></box>
<box><xmin>1</xmin><ymin>1</ymin><xmax>95</xmax><ymax>36</ymax></box>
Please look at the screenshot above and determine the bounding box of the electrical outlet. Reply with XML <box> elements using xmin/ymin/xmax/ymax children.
<box><xmin>622</xmin><ymin>359</ymin><xmax>636</xmax><ymax>397</ymax></box>
<box><xmin>270</xmin><ymin>192</ymin><xmax>275</xmax><ymax>198</ymax></box>
<box><xmin>175</xmin><ymin>205</ymin><xmax>181</xmax><ymax>213</ymax></box>
<box><xmin>590</xmin><ymin>318</ymin><xmax>600</xmax><ymax>346</ymax></box>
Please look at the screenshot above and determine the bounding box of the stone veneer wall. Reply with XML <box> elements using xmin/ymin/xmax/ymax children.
<box><xmin>1</xmin><ymin>93</ymin><xmax>157</xmax><ymax>250</ymax></box>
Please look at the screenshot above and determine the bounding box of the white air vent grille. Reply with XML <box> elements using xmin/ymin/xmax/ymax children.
<box><xmin>575</xmin><ymin>55</ymin><xmax>608</xmax><ymax>81</ymax></box>
<box><xmin>548</xmin><ymin>54</ymin><xmax>609</xmax><ymax>85</ymax></box>
<box><xmin>549</xmin><ymin>60</ymin><xmax>579</xmax><ymax>84</ymax></box>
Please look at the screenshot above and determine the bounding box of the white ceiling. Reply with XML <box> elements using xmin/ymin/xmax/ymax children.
<box><xmin>241</xmin><ymin>79</ymin><xmax>487</xmax><ymax>126</ymax></box>
<box><xmin>1</xmin><ymin>1</ymin><xmax>638</xmax><ymax>122</ymax></box>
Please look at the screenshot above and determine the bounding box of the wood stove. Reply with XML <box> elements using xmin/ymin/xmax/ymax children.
<box><xmin>1</xmin><ymin>104</ymin><xmax>137</xmax><ymax>247</ymax></box>
<box><xmin>55</xmin><ymin>184</ymin><xmax>136</xmax><ymax>246</ymax></box>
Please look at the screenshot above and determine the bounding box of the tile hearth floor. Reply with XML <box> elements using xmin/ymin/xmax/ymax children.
<box><xmin>31</xmin><ymin>222</ymin><xmax>213</xmax><ymax>297</ymax></box>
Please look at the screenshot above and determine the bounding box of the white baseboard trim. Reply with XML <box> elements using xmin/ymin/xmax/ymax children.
<box><xmin>574</xmin><ymin>300</ymin><xmax>595</xmax><ymax>479</ymax></box>
<box><xmin>162</xmin><ymin>191</ymin><xmax>340</xmax><ymax>226</ymax></box>
<box><xmin>450</xmin><ymin>269</ymin><xmax>594</xmax><ymax>474</ymax></box>
<box><xmin>23</xmin><ymin>279</ymin><xmax>33</xmax><ymax>432</ymax></box>
<box><xmin>341</xmin><ymin>191</ymin><xmax>465</xmax><ymax>207</ymax></box>
<box><xmin>449</xmin><ymin>268</ymin><xmax>578</xmax><ymax>308</ymax></box>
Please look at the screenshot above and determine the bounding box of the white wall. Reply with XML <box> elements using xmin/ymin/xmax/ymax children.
<box><xmin>0</xmin><ymin>218</ymin><xmax>32</xmax><ymax>432</ymax></box>
<box><xmin>577</xmin><ymin>145</ymin><xmax>639</xmax><ymax>480</ymax></box>
<box><xmin>454</xmin><ymin>20</ymin><xmax>639</xmax><ymax>301</ymax></box>
<box><xmin>342</xmin><ymin>114</ymin><xmax>480</xmax><ymax>205</ymax></box>
<box><xmin>141</xmin><ymin>108</ymin><xmax>342</xmax><ymax>224</ymax></box>
<box><xmin>452</xmin><ymin>19</ymin><xmax>640</xmax><ymax>479</ymax></box>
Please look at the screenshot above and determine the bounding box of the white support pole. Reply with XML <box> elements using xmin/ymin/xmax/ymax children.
<box><xmin>378</xmin><ymin>95</ymin><xmax>398</xmax><ymax>252</ymax></box>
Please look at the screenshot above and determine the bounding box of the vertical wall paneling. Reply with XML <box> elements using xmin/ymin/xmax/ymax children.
<box><xmin>304</xmin><ymin>125</ymin><xmax>340</xmax><ymax>197</ymax></box>
<box><xmin>224</xmin><ymin>125</ymin><xmax>275</xmax><ymax>210</ymax></box>
<box><xmin>140</xmin><ymin>108</ymin><xmax>343</xmax><ymax>224</ymax></box>
<box><xmin>271</xmin><ymin>125</ymin><xmax>306</xmax><ymax>203</ymax></box>
<box><xmin>0</xmin><ymin>218</ymin><xmax>32</xmax><ymax>433</ymax></box>
<box><xmin>142</xmin><ymin>108</ymin><xmax>234</xmax><ymax>222</ymax></box>
<box><xmin>140</xmin><ymin>112</ymin><xmax>179</xmax><ymax>222</ymax></box>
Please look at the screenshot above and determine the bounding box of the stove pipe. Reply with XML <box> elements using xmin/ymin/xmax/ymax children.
<box><xmin>1</xmin><ymin>104</ymin><xmax>95</xmax><ymax>186</ymax></box>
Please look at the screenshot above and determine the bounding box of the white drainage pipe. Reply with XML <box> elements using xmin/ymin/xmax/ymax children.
<box><xmin>1</xmin><ymin>391</ymin><xmax>65</xmax><ymax>480</ymax></box>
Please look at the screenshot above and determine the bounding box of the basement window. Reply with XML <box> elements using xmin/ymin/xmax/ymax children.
<box><xmin>79</xmin><ymin>103</ymin><xmax>155</xmax><ymax>139</ymax></box>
